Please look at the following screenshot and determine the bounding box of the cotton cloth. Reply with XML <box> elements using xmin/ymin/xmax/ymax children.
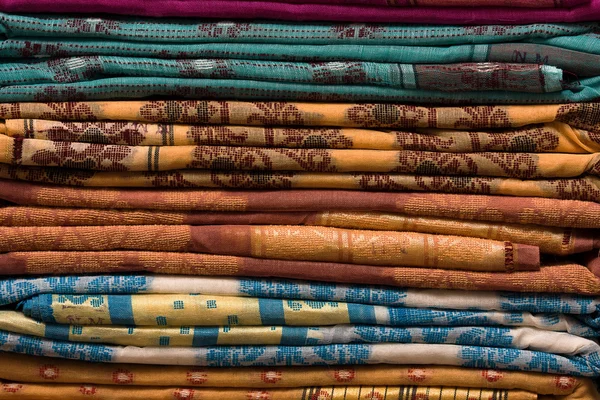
<box><xmin>0</xmin><ymin>225</ymin><xmax>540</xmax><ymax>272</ymax></box>
<box><xmin>0</xmin><ymin>0</ymin><xmax>600</xmax><ymax>22</ymax></box>
<box><xmin>5</xmin><ymin>120</ymin><xmax>600</xmax><ymax>154</ymax></box>
<box><xmin>0</xmin><ymin>181</ymin><xmax>596</xmax><ymax>228</ymax></box>
<box><xmin>1</xmin><ymin>353</ymin><xmax>598</xmax><ymax>400</ymax></box>
<box><xmin>5</xmin><ymin>135</ymin><xmax>600</xmax><ymax>177</ymax></box>
<box><xmin>0</xmin><ymin>330</ymin><xmax>598</xmax><ymax>375</ymax></box>
<box><xmin>0</xmin><ymin>208</ymin><xmax>593</xmax><ymax>255</ymax></box>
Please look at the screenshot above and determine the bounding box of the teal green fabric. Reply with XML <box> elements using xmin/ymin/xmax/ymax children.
<box><xmin>1</xmin><ymin>76</ymin><xmax>596</xmax><ymax>104</ymax></box>
<box><xmin>0</xmin><ymin>57</ymin><xmax>564</xmax><ymax>93</ymax></box>
<box><xmin>0</xmin><ymin>14</ymin><xmax>595</xmax><ymax>45</ymax></box>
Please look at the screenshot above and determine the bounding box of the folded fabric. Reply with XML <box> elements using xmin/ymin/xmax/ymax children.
<box><xmin>1</xmin><ymin>76</ymin><xmax>597</xmax><ymax>103</ymax></box>
<box><xmin>0</xmin><ymin>181</ymin><xmax>597</xmax><ymax>229</ymax></box>
<box><xmin>0</xmin><ymin>225</ymin><xmax>540</xmax><ymax>272</ymax></box>
<box><xmin>0</xmin><ymin>101</ymin><xmax>594</xmax><ymax>131</ymax></box>
<box><xmin>5</xmin><ymin>120</ymin><xmax>599</xmax><ymax>154</ymax></box>
<box><xmin>0</xmin><ymin>382</ymin><xmax>542</xmax><ymax>400</ymax></box>
<box><xmin>2</xmin><ymin>0</ymin><xmax>588</xmax><ymax>11</ymax></box>
<box><xmin>6</xmin><ymin>135</ymin><xmax>600</xmax><ymax>177</ymax></box>
<box><xmin>177</xmin><ymin>0</ymin><xmax>591</xmax><ymax>6</ymax></box>
<box><xmin>1</xmin><ymin>16</ymin><xmax>595</xmax><ymax>47</ymax></box>
<box><xmin>1</xmin><ymin>208</ymin><xmax>594</xmax><ymax>255</ymax></box>
<box><xmin>0</xmin><ymin>330</ymin><xmax>597</xmax><ymax>375</ymax></box>
<box><xmin>195</xmin><ymin>0</ymin><xmax>591</xmax><ymax>6</ymax></box>
<box><xmin>5</xmin><ymin>311</ymin><xmax>597</xmax><ymax>349</ymax></box>
<box><xmin>4</xmin><ymin>275</ymin><xmax>600</xmax><ymax>315</ymax></box>
<box><xmin>21</xmin><ymin>294</ymin><xmax>590</xmax><ymax>333</ymax></box>
<box><xmin>3</xmin><ymin>165</ymin><xmax>599</xmax><ymax>203</ymax></box>
<box><xmin>0</xmin><ymin>1</ymin><xmax>599</xmax><ymax>23</ymax></box>
<box><xmin>1</xmin><ymin>353</ymin><xmax>597</xmax><ymax>400</ymax></box>
<box><xmin>2</xmin><ymin>252</ymin><xmax>593</xmax><ymax>293</ymax></box>
<box><xmin>0</xmin><ymin>58</ymin><xmax>566</xmax><ymax>93</ymax></box>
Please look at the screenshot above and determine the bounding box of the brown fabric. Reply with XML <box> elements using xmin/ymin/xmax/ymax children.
<box><xmin>0</xmin><ymin>179</ymin><xmax>598</xmax><ymax>228</ymax></box>
<box><xmin>0</xmin><ymin>207</ymin><xmax>594</xmax><ymax>255</ymax></box>
<box><xmin>4</xmin><ymin>134</ymin><xmax>600</xmax><ymax>177</ymax></box>
<box><xmin>1</xmin><ymin>167</ymin><xmax>600</xmax><ymax>203</ymax></box>
<box><xmin>0</xmin><ymin>225</ymin><xmax>539</xmax><ymax>272</ymax></box>
<box><xmin>1</xmin><ymin>252</ymin><xmax>596</xmax><ymax>294</ymax></box>
<box><xmin>5</xmin><ymin>120</ymin><xmax>599</xmax><ymax>154</ymax></box>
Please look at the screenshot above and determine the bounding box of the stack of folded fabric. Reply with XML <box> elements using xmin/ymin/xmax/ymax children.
<box><xmin>0</xmin><ymin>1</ymin><xmax>599</xmax><ymax>399</ymax></box>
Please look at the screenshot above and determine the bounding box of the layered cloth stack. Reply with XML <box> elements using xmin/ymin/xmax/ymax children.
<box><xmin>0</xmin><ymin>1</ymin><xmax>599</xmax><ymax>400</ymax></box>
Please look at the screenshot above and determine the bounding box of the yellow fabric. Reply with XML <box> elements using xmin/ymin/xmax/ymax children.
<box><xmin>0</xmin><ymin>382</ymin><xmax>537</xmax><ymax>399</ymax></box>
<box><xmin>2</xmin><ymin>133</ymin><xmax>600</xmax><ymax>176</ymax></box>
<box><xmin>0</xmin><ymin>353</ymin><xmax>597</xmax><ymax>399</ymax></box>
<box><xmin>3</xmin><ymin>119</ymin><xmax>599</xmax><ymax>153</ymax></box>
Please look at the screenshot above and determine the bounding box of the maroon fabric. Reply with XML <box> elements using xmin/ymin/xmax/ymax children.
<box><xmin>0</xmin><ymin>0</ymin><xmax>597</xmax><ymax>22</ymax></box>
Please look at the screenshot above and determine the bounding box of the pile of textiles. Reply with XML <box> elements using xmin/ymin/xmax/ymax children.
<box><xmin>0</xmin><ymin>1</ymin><xmax>599</xmax><ymax>400</ymax></box>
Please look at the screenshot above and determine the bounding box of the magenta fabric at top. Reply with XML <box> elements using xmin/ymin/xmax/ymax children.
<box><xmin>0</xmin><ymin>0</ymin><xmax>598</xmax><ymax>22</ymax></box>
<box><xmin>209</xmin><ymin>0</ymin><xmax>590</xmax><ymax>6</ymax></box>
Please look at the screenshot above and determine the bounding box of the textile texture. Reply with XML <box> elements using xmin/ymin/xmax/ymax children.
<box><xmin>0</xmin><ymin>208</ymin><xmax>594</xmax><ymax>255</ymax></box>
<box><xmin>0</xmin><ymin>353</ymin><xmax>598</xmax><ymax>400</ymax></box>
<box><xmin>0</xmin><ymin>225</ymin><xmax>541</xmax><ymax>272</ymax></box>
<box><xmin>0</xmin><ymin>0</ymin><xmax>599</xmax><ymax>22</ymax></box>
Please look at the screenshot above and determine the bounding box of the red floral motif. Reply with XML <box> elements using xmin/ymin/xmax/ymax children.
<box><xmin>554</xmin><ymin>376</ymin><xmax>576</xmax><ymax>390</ymax></box>
<box><xmin>209</xmin><ymin>171</ymin><xmax>294</xmax><ymax>189</ymax></box>
<box><xmin>139</xmin><ymin>101</ymin><xmax>223</xmax><ymax>124</ymax></box>
<box><xmin>173</xmin><ymin>388</ymin><xmax>196</xmax><ymax>399</ymax></box>
<box><xmin>278</xmin><ymin>128</ymin><xmax>353</xmax><ymax>149</ymax></box>
<box><xmin>2</xmin><ymin>384</ymin><xmax>23</xmax><ymax>393</ymax></box>
<box><xmin>310</xmin><ymin>390</ymin><xmax>331</xmax><ymax>400</ymax></box>
<box><xmin>246</xmin><ymin>391</ymin><xmax>272</xmax><ymax>400</ymax></box>
<box><xmin>247</xmin><ymin>103</ymin><xmax>306</xmax><ymax>126</ymax></box>
<box><xmin>64</xmin><ymin>18</ymin><xmax>121</xmax><ymax>34</ymax></box>
<box><xmin>476</xmin><ymin>153</ymin><xmax>538</xmax><ymax>179</ymax></box>
<box><xmin>48</xmin><ymin>56</ymin><xmax>102</xmax><ymax>83</ymax></box>
<box><xmin>331</xmin><ymin>24</ymin><xmax>386</xmax><ymax>39</ymax></box>
<box><xmin>271</xmin><ymin>148</ymin><xmax>338</xmax><ymax>172</ymax></box>
<box><xmin>392</xmin><ymin>152</ymin><xmax>480</xmax><ymax>176</ymax></box>
<box><xmin>408</xmin><ymin>368</ymin><xmax>429</xmax><ymax>383</ymax></box>
<box><xmin>18</xmin><ymin>42</ymin><xmax>68</xmax><ymax>58</ymax></box>
<box><xmin>189</xmin><ymin>146</ymin><xmax>274</xmax><ymax>171</ymax></box>
<box><xmin>112</xmin><ymin>369</ymin><xmax>134</xmax><ymax>384</ymax></box>
<box><xmin>39</xmin><ymin>365</ymin><xmax>60</xmax><ymax>380</ymax></box>
<box><xmin>260</xmin><ymin>370</ymin><xmax>282</xmax><ymax>384</ymax></box>
<box><xmin>198</xmin><ymin>22</ymin><xmax>253</xmax><ymax>39</ymax></box>
<box><xmin>38</xmin><ymin>102</ymin><xmax>97</xmax><ymax>121</ymax></box>
<box><xmin>33</xmin><ymin>86</ymin><xmax>88</xmax><ymax>102</ymax></box>
<box><xmin>18</xmin><ymin>165</ymin><xmax>96</xmax><ymax>186</ymax></box>
<box><xmin>188</xmin><ymin>126</ymin><xmax>249</xmax><ymax>146</ymax></box>
<box><xmin>346</xmin><ymin>104</ymin><xmax>428</xmax><ymax>128</ymax></box>
<box><xmin>29</xmin><ymin>142</ymin><xmax>133</xmax><ymax>171</ymax></box>
<box><xmin>394</xmin><ymin>130</ymin><xmax>455</xmax><ymax>152</ymax></box>
<box><xmin>177</xmin><ymin>59</ymin><xmax>233</xmax><ymax>79</ymax></box>
<box><xmin>44</xmin><ymin>122</ymin><xmax>147</xmax><ymax>146</ymax></box>
<box><xmin>464</xmin><ymin>25</ymin><xmax>511</xmax><ymax>37</ymax></box>
<box><xmin>79</xmin><ymin>385</ymin><xmax>98</xmax><ymax>395</ymax></box>
<box><xmin>557</xmin><ymin>103</ymin><xmax>600</xmax><ymax>131</ymax></box>
<box><xmin>482</xmin><ymin>369</ymin><xmax>504</xmax><ymax>383</ymax></box>
<box><xmin>311</xmin><ymin>62</ymin><xmax>368</xmax><ymax>85</ymax></box>
<box><xmin>333</xmin><ymin>368</ymin><xmax>355</xmax><ymax>382</ymax></box>
<box><xmin>363</xmin><ymin>391</ymin><xmax>384</xmax><ymax>400</ymax></box>
<box><xmin>186</xmin><ymin>369</ymin><xmax>208</xmax><ymax>385</ymax></box>
<box><xmin>453</xmin><ymin>106</ymin><xmax>511</xmax><ymax>129</ymax></box>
